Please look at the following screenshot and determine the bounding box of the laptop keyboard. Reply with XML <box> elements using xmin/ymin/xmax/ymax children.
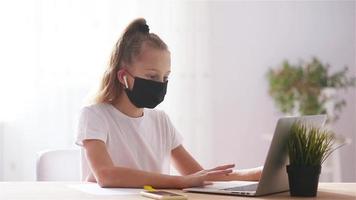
<box><xmin>222</xmin><ymin>183</ymin><xmax>258</xmax><ymax>191</ymax></box>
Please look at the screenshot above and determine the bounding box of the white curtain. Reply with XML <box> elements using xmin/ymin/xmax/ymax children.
<box><xmin>0</xmin><ymin>0</ymin><xmax>214</xmax><ymax>180</ymax></box>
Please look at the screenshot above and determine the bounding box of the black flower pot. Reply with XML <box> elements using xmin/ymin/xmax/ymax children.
<box><xmin>286</xmin><ymin>165</ymin><xmax>321</xmax><ymax>197</ymax></box>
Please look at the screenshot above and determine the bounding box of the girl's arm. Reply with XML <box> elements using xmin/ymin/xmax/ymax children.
<box><xmin>83</xmin><ymin>140</ymin><xmax>233</xmax><ymax>188</ymax></box>
<box><xmin>171</xmin><ymin>145</ymin><xmax>262</xmax><ymax>181</ymax></box>
<box><xmin>170</xmin><ymin>145</ymin><xmax>204</xmax><ymax>175</ymax></box>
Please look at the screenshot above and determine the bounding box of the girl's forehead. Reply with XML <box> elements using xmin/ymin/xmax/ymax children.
<box><xmin>133</xmin><ymin>47</ymin><xmax>171</xmax><ymax>72</ymax></box>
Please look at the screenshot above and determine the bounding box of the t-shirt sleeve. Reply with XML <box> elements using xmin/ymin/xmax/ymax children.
<box><xmin>75</xmin><ymin>106</ymin><xmax>108</xmax><ymax>147</ymax></box>
<box><xmin>161</xmin><ymin>111</ymin><xmax>183</xmax><ymax>151</ymax></box>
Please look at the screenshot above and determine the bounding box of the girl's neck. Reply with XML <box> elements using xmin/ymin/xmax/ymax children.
<box><xmin>113</xmin><ymin>93</ymin><xmax>144</xmax><ymax>118</ymax></box>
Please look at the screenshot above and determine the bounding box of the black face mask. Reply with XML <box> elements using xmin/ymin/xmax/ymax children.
<box><xmin>124</xmin><ymin>76</ymin><xmax>168</xmax><ymax>109</ymax></box>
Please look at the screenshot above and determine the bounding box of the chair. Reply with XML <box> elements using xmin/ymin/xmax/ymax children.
<box><xmin>36</xmin><ymin>149</ymin><xmax>81</xmax><ymax>181</ymax></box>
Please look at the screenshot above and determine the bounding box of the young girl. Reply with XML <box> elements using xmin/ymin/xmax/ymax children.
<box><xmin>76</xmin><ymin>18</ymin><xmax>262</xmax><ymax>188</ymax></box>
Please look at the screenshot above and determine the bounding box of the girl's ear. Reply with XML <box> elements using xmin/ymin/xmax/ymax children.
<box><xmin>117</xmin><ymin>69</ymin><xmax>127</xmax><ymax>88</ymax></box>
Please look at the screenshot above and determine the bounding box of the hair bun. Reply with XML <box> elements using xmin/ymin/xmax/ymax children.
<box><xmin>138</xmin><ymin>24</ymin><xmax>149</xmax><ymax>34</ymax></box>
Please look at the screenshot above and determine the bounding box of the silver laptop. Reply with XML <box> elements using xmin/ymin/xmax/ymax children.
<box><xmin>183</xmin><ymin>115</ymin><xmax>327</xmax><ymax>196</ymax></box>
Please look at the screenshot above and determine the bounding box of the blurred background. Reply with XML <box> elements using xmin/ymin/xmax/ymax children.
<box><xmin>0</xmin><ymin>0</ymin><xmax>355</xmax><ymax>182</ymax></box>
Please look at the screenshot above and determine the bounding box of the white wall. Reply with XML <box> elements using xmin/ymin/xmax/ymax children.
<box><xmin>0</xmin><ymin>123</ymin><xmax>3</xmax><ymax>180</ymax></box>
<box><xmin>202</xmin><ymin>1</ymin><xmax>355</xmax><ymax>181</ymax></box>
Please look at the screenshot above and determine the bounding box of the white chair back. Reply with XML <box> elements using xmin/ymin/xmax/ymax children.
<box><xmin>36</xmin><ymin>149</ymin><xmax>81</xmax><ymax>181</ymax></box>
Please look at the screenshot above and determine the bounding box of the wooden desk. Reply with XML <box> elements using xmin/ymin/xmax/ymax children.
<box><xmin>0</xmin><ymin>182</ymin><xmax>355</xmax><ymax>199</ymax></box>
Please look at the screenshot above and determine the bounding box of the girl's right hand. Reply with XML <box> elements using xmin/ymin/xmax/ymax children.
<box><xmin>177</xmin><ymin>164</ymin><xmax>235</xmax><ymax>189</ymax></box>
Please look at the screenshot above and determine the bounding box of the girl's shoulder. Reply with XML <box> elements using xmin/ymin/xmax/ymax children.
<box><xmin>79</xmin><ymin>102</ymin><xmax>111</xmax><ymax>116</ymax></box>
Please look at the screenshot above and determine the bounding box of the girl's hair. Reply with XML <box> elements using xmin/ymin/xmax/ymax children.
<box><xmin>94</xmin><ymin>18</ymin><xmax>169</xmax><ymax>104</ymax></box>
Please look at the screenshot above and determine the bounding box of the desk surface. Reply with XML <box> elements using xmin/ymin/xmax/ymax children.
<box><xmin>0</xmin><ymin>182</ymin><xmax>355</xmax><ymax>200</ymax></box>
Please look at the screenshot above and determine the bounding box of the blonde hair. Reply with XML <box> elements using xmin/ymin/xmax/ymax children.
<box><xmin>95</xmin><ymin>18</ymin><xmax>168</xmax><ymax>104</ymax></box>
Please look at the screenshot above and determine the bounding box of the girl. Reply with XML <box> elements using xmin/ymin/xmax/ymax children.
<box><xmin>76</xmin><ymin>18</ymin><xmax>262</xmax><ymax>188</ymax></box>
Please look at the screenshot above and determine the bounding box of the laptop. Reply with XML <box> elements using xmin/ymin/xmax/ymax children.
<box><xmin>183</xmin><ymin>115</ymin><xmax>327</xmax><ymax>196</ymax></box>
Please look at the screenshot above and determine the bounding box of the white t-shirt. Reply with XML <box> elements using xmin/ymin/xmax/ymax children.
<box><xmin>75</xmin><ymin>103</ymin><xmax>183</xmax><ymax>181</ymax></box>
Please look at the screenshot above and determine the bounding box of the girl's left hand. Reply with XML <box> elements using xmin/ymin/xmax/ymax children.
<box><xmin>233</xmin><ymin>166</ymin><xmax>263</xmax><ymax>181</ymax></box>
<box><xmin>208</xmin><ymin>166</ymin><xmax>263</xmax><ymax>182</ymax></box>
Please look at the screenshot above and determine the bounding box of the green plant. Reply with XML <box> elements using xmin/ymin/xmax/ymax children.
<box><xmin>267</xmin><ymin>57</ymin><xmax>356</xmax><ymax>123</ymax></box>
<box><xmin>287</xmin><ymin>122</ymin><xmax>342</xmax><ymax>166</ymax></box>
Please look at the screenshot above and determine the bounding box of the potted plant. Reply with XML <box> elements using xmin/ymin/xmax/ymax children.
<box><xmin>286</xmin><ymin>121</ymin><xmax>344</xmax><ymax>197</ymax></box>
<box><xmin>267</xmin><ymin>57</ymin><xmax>356</xmax><ymax>124</ymax></box>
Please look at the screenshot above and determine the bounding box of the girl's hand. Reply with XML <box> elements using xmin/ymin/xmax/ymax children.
<box><xmin>234</xmin><ymin>166</ymin><xmax>263</xmax><ymax>181</ymax></box>
<box><xmin>177</xmin><ymin>164</ymin><xmax>235</xmax><ymax>188</ymax></box>
<box><xmin>204</xmin><ymin>166</ymin><xmax>263</xmax><ymax>182</ymax></box>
